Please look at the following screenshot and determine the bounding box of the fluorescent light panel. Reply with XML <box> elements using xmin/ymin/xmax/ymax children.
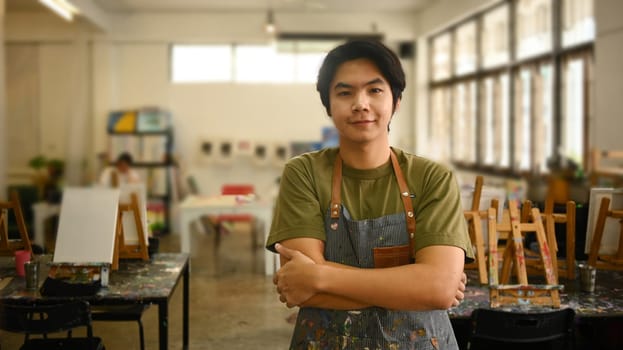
<box><xmin>39</xmin><ymin>0</ymin><xmax>79</xmax><ymax>21</ymax></box>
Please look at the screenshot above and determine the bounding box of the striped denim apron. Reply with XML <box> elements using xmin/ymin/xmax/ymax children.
<box><xmin>289</xmin><ymin>151</ymin><xmax>458</xmax><ymax>350</ymax></box>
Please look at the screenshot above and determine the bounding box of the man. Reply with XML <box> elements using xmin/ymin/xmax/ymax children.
<box><xmin>266</xmin><ymin>40</ymin><xmax>473</xmax><ymax>349</ymax></box>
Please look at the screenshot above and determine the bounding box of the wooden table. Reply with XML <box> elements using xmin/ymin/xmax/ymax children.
<box><xmin>0</xmin><ymin>253</ymin><xmax>190</xmax><ymax>350</ymax></box>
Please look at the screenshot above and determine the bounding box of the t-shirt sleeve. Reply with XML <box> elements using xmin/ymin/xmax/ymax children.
<box><xmin>265</xmin><ymin>159</ymin><xmax>327</xmax><ymax>253</ymax></box>
<box><xmin>413</xmin><ymin>165</ymin><xmax>475</xmax><ymax>263</ymax></box>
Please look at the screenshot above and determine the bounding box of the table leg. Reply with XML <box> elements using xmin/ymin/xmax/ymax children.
<box><xmin>158</xmin><ymin>300</ymin><xmax>168</xmax><ymax>350</ymax></box>
<box><xmin>180</xmin><ymin>211</ymin><xmax>191</xmax><ymax>254</ymax></box>
<box><xmin>183</xmin><ymin>260</ymin><xmax>189</xmax><ymax>349</ymax></box>
<box><xmin>259</xmin><ymin>210</ymin><xmax>277</xmax><ymax>276</ymax></box>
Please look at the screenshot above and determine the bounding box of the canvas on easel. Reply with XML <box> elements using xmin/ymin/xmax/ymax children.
<box><xmin>53</xmin><ymin>187</ymin><xmax>119</xmax><ymax>264</ymax></box>
<box><xmin>585</xmin><ymin>188</ymin><xmax>623</xmax><ymax>256</ymax></box>
<box><xmin>112</xmin><ymin>183</ymin><xmax>150</xmax><ymax>270</ymax></box>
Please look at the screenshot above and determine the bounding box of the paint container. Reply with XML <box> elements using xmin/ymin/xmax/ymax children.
<box><xmin>578</xmin><ymin>263</ymin><xmax>596</xmax><ymax>293</ymax></box>
<box><xmin>24</xmin><ymin>261</ymin><xmax>39</xmax><ymax>290</ymax></box>
<box><xmin>14</xmin><ymin>250</ymin><xmax>31</xmax><ymax>277</ymax></box>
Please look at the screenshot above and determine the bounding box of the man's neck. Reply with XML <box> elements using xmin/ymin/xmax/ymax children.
<box><xmin>338</xmin><ymin>140</ymin><xmax>391</xmax><ymax>170</ymax></box>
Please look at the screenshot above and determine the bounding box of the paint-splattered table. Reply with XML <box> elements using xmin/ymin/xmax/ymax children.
<box><xmin>449</xmin><ymin>269</ymin><xmax>623</xmax><ymax>317</ymax></box>
<box><xmin>0</xmin><ymin>253</ymin><xmax>190</xmax><ymax>350</ymax></box>
<box><xmin>449</xmin><ymin>269</ymin><xmax>623</xmax><ymax>349</ymax></box>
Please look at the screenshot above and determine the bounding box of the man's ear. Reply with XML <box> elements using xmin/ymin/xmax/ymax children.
<box><xmin>393</xmin><ymin>98</ymin><xmax>402</xmax><ymax>113</ymax></box>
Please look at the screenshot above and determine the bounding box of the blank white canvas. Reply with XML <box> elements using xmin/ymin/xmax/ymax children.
<box><xmin>119</xmin><ymin>183</ymin><xmax>149</xmax><ymax>246</ymax></box>
<box><xmin>53</xmin><ymin>187</ymin><xmax>120</xmax><ymax>264</ymax></box>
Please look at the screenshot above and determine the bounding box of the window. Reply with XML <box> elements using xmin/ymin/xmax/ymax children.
<box><xmin>171</xmin><ymin>40</ymin><xmax>335</xmax><ymax>84</ymax></box>
<box><xmin>171</xmin><ymin>45</ymin><xmax>232</xmax><ymax>83</ymax></box>
<box><xmin>235</xmin><ymin>45</ymin><xmax>294</xmax><ymax>83</ymax></box>
<box><xmin>428</xmin><ymin>0</ymin><xmax>594</xmax><ymax>175</ymax></box>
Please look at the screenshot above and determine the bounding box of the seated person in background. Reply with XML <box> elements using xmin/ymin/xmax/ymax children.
<box><xmin>99</xmin><ymin>152</ymin><xmax>141</xmax><ymax>187</ymax></box>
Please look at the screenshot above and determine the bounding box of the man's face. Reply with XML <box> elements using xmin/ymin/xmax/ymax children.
<box><xmin>328</xmin><ymin>58</ymin><xmax>398</xmax><ymax>146</ymax></box>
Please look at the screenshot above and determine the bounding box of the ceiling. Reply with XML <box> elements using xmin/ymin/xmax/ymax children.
<box><xmin>6</xmin><ymin>0</ymin><xmax>436</xmax><ymax>14</ymax></box>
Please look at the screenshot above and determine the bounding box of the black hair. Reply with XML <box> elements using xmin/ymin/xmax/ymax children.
<box><xmin>316</xmin><ymin>40</ymin><xmax>406</xmax><ymax>116</ymax></box>
<box><xmin>116</xmin><ymin>152</ymin><xmax>133</xmax><ymax>165</ymax></box>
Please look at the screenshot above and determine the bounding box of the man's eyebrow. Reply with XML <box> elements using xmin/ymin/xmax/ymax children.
<box><xmin>333</xmin><ymin>78</ymin><xmax>385</xmax><ymax>90</ymax></box>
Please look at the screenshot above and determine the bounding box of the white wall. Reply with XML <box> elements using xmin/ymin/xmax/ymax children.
<box><xmin>594</xmin><ymin>0</ymin><xmax>623</xmax><ymax>151</ymax></box>
<box><xmin>6</xmin><ymin>10</ymin><xmax>419</xmax><ymax>198</ymax></box>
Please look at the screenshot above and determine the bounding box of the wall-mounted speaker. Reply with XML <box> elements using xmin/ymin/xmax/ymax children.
<box><xmin>399</xmin><ymin>42</ymin><xmax>415</xmax><ymax>59</ymax></box>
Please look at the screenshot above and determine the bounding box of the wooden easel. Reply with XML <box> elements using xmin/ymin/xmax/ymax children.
<box><xmin>464</xmin><ymin>176</ymin><xmax>488</xmax><ymax>284</ymax></box>
<box><xmin>112</xmin><ymin>192</ymin><xmax>149</xmax><ymax>270</ymax></box>
<box><xmin>488</xmin><ymin>200</ymin><xmax>561</xmax><ymax>308</ymax></box>
<box><xmin>0</xmin><ymin>191</ymin><xmax>32</xmax><ymax>256</ymax></box>
<box><xmin>521</xmin><ymin>198</ymin><xmax>577</xmax><ymax>280</ymax></box>
<box><xmin>588</xmin><ymin>197</ymin><xmax>623</xmax><ymax>270</ymax></box>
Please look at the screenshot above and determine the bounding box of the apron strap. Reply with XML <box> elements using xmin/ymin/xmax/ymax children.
<box><xmin>390</xmin><ymin>150</ymin><xmax>416</xmax><ymax>260</ymax></box>
<box><xmin>331</xmin><ymin>149</ymin><xmax>416</xmax><ymax>260</ymax></box>
<box><xmin>330</xmin><ymin>154</ymin><xmax>343</xmax><ymax>219</ymax></box>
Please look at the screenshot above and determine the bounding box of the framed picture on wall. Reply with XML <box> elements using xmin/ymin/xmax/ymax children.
<box><xmin>584</xmin><ymin>187</ymin><xmax>623</xmax><ymax>255</ymax></box>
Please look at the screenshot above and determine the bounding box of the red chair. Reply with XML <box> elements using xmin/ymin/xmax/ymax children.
<box><xmin>214</xmin><ymin>184</ymin><xmax>259</xmax><ymax>248</ymax></box>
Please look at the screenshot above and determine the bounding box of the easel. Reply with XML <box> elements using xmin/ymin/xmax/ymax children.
<box><xmin>0</xmin><ymin>190</ymin><xmax>32</xmax><ymax>255</ymax></box>
<box><xmin>112</xmin><ymin>192</ymin><xmax>149</xmax><ymax>270</ymax></box>
<box><xmin>521</xmin><ymin>198</ymin><xmax>577</xmax><ymax>280</ymax></box>
<box><xmin>588</xmin><ymin>197</ymin><xmax>623</xmax><ymax>270</ymax></box>
<box><xmin>464</xmin><ymin>176</ymin><xmax>488</xmax><ymax>284</ymax></box>
<box><xmin>488</xmin><ymin>200</ymin><xmax>561</xmax><ymax>308</ymax></box>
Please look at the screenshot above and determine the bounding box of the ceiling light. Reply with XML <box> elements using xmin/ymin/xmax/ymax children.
<box><xmin>265</xmin><ymin>9</ymin><xmax>277</xmax><ymax>34</ymax></box>
<box><xmin>39</xmin><ymin>0</ymin><xmax>79</xmax><ymax>22</ymax></box>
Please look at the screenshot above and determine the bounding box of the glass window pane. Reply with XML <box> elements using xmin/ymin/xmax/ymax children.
<box><xmin>481</xmin><ymin>75</ymin><xmax>511</xmax><ymax>168</ymax></box>
<box><xmin>515</xmin><ymin>69</ymin><xmax>532</xmax><ymax>171</ymax></box>
<box><xmin>432</xmin><ymin>34</ymin><xmax>452</xmax><ymax>81</ymax></box>
<box><xmin>562</xmin><ymin>58</ymin><xmax>586</xmax><ymax>166</ymax></box>
<box><xmin>454</xmin><ymin>22</ymin><xmax>477</xmax><ymax>75</ymax></box>
<box><xmin>295</xmin><ymin>52</ymin><xmax>325</xmax><ymax>83</ymax></box>
<box><xmin>516</xmin><ymin>0</ymin><xmax>552</xmax><ymax>60</ymax></box>
<box><xmin>235</xmin><ymin>45</ymin><xmax>294</xmax><ymax>83</ymax></box>
<box><xmin>563</xmin><ymin>0</ymin><xmax>595</xmax><ymax>47</ymax></box>
<box><xmin>452</xmin><ymin>81</ymin><xmax>477</xmax><ymax>163</ymax></box>
<box><xmin>533</xmin><ymin>64</ymin><xmax>554</xmax><ymax>173</ymax></box>
<box><xmin>171</xmin><ymin>45</ymin><xmax>232</xmax><ymax>83</ymax></box>
<box><xmin>498</xmin><ymin>74</ymin><xmax>511</xmax><ymax>167</ymax></box>
<box><xmin>482</xmin><ymin>5</ymin><xmax>510</xmax><ymax>68</ymax></box>
<box><xmin>430</xmin><ymin>87</ymin><xmax>452</xmax><ymax>160</ymax></box>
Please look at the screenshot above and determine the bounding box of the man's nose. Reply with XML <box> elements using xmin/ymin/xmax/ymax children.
<box><xmin>352</xmin><ymin>92</ymin><xmax>370</xmax><ymax>111</ymax></box>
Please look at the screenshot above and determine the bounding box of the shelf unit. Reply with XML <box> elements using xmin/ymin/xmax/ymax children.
<box><xmin>106</xmin><ymin>108</ymin><xmax>174</xmax><ymax>234</ymax></box>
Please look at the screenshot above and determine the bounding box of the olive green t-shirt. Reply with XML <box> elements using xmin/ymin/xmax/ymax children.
<box><xmin>266</xmin><ymin>147</ymin><xmax>474</xmax><ymax>261</ymax></box>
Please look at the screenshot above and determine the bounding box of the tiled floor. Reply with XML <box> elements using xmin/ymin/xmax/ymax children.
<box><xmin>0</xmin><ymin>224</ymin><xmax>295</xmax><ymax>349</ymax></box>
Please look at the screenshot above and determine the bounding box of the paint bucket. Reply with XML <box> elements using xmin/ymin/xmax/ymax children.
<box><xmin>578</xmin><ymin>263</ymin><xmax>596</xmax><ymax>293</ymax></box>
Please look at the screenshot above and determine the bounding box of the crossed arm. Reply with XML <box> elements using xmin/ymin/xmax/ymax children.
<box><xmin>273</xmin><ymin>237</ymin><xmax>467</xmax><ymax>311</ymax></box>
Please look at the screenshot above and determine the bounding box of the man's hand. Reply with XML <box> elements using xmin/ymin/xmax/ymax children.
<box><xmin>273</xmin><ymin>243</ymin><xmax>319</xmax><ymax>308</ymax></box>
<box><xmin>452</xmin><ymin>272</ymin><xmax>467</xmax><ymax>307</ymax></box>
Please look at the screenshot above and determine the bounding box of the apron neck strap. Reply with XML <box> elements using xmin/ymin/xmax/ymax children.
<box><xmin>331</xmin><ymin>149</ymin><xmax>416</xmax><ymax>259</ymax></box>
